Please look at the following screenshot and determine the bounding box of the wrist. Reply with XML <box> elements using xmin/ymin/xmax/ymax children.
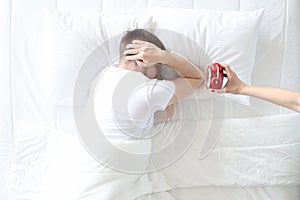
<box><xmin>238</xmin><ymin>83</ymin><xmax>248</xmax><ymax>94</ymax></box>
<box><xmin>158</xmin><ymin>50</ymin><xmax>171</xmax><ymax>65</ymax></box>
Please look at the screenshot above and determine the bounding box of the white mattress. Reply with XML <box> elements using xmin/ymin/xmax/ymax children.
<box><xmin>1</xmin><ymin>0</ymin><xmax>300</xmax><ymax>199</ymax></box>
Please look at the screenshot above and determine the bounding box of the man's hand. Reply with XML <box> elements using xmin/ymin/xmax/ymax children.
<box><xmin>125</xmin><ymin>39</ymin><xmax>203</xmax><ymax>107</ymax></box>
<box><xmin>124</xmin><ymin>40</ymin><xmax>164</xmax><ymax>67</ymax></box>
<box><xmin>154</xmin><ymin>104</ymin><xmax>174</xmax><ymax>124</ymax></box>
<box><xmin>214</xmin><ymin>64</ymin><xmax>246</xmax><ymax>94</ymax></box>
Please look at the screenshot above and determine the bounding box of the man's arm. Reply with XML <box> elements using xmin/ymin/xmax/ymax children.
<box><xmin>158</xmin><ymin>50</ymin><xmax>203</xmax><ymax>105</ymax></box>
<box><xmin>215</xmin><ymin>64</ymin><xmax>300</xmax><ymax>113</ymax></box>
<box><xmin>125</xmin><ymin>40</ymin><xmax>203</xmax><ymax>105</ymax></box>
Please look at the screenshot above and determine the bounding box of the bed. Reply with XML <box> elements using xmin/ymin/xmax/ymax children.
<box><xmin>0</xmin><ymin>0</ymin><xmax>299</xmax><ymax>199</ymax></box>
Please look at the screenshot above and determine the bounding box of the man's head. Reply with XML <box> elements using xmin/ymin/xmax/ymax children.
<box><xmin>119</xmin><ymin>29</ymin><xmax>165</xmax><ymax>79</ymax></box>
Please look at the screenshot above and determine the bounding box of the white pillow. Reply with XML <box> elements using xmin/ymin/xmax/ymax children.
<box><xmin>39</xmin><ymin>10</ymin><xmax>153</xmax><ymax>106</ymax></box>
<box><xmin>149</xmin><ymin>8</ymin><xmax>264</xmax><ymax>105</ymax></box>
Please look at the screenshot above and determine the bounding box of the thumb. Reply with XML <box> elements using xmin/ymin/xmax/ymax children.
<box><xmin>213</xmin><ymin>87</ymin><xmax>227</xmax><ymax>93</ymax></box>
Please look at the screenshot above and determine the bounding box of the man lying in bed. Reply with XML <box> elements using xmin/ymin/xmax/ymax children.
<box><xmin>96</xmin><ymin>29</ymin><xmax>203</xmax><ymax>140</ymax></box>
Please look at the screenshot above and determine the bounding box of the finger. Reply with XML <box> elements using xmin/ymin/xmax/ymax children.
<box><xmin>214</xmin><ymin>87</ymin><xmax>226</xmax><ymax>93</ymax></box>
<box><xmin>132</xmin><ymin>40</ymin><xmax>155</xmax><ymax>47</ymax></box>
<box><xmin>125</xmin><ymin>54</ymin><xmax>142</xmax><ymax>61</ymax></box>
<box><xmin>132</xmin><ymin>40</ymin><xmax>148</xmax><ymax>44</ymax></box>
<box><xmin>123</xmin><ymin>49</ymin><xmax>140</xmax><ymax>56</ymax></box>
<box><xmin>223</xmin><ymin>64</ymin><xmax>230</xmax><ymax>71</ymax></box>
<box><xmin>220</xmin><ymin>64</ymin><xmax>232</xmax><ymax>75</ymax></box>
<box><xmin>220</xmin><ymin>63</ymin><xmax>229</xmax><ymax>68</ymax></box>
<box><xmin>126</xmin><ymin>43</ymin><xmax>143</xmax><ymax>49</ymax></box>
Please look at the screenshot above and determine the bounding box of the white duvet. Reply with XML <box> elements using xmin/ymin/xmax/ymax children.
<box><xmin>3</xmin><ymin>113</ymin><xmax>300</xmax><ymax>200</ymax></box>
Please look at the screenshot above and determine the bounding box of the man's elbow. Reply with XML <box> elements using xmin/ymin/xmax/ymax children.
<box><xmin>196</xmin><ymin>68</ymin><xmax>204</xmax><ymax>86</ymax></box>
<box><xmin>199</xmin><ymin>75</ymin><xmax>204</xmax><ymax>85</ymax></box>
<box><xmin>195</xmin><ymin>76</ymin><xmax>204</xmax><ymax>89</ymax></box>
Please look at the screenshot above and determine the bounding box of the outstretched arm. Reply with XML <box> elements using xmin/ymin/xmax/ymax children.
<box><xmin>125</xmin><ymin>40</ymin><xmax>203</xmax><ymax>105</ymax></box>
<box><xmin>241</xmin><ymin>85</ymin><xmax>300</xmax><ymax>112</ymax></box>
<box><xmin>214</xmin><ymin>64</ymin><xmax>300</xmax><ymax>113</ymax></box>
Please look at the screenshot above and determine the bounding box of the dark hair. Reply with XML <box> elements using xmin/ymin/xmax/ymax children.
<box><xmin>119</xmin><ymin>29</ymin><xmax>166</xmax><ymax>56</ymax></box>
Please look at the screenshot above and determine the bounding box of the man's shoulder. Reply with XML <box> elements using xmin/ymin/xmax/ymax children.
<box><xmin>101</xmin><ymin>66</ymin><xmax>128</xmax><ymax>78</ymax></box>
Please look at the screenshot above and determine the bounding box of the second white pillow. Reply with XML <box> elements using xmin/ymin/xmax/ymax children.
<box><xmin>149</xmin><ymin>8</ymin><xmax>264</xmax><ymax>105</ymax></box>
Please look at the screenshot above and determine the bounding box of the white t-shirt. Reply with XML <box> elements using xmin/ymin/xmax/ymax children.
<box><xmin>94</xmin><ymin>66</ymin><xmax>175</xmax><ymax>140</ymax></box>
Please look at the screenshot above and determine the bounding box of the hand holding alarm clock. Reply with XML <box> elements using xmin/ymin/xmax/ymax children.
<box><xmin>206</xmin><ymin>63</ymin><xmax>228</xmax><ymax>89</ymax></box>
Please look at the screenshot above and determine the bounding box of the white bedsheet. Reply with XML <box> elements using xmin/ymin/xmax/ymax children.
<box><xmin>1</xmin><ymin>0</ymin><xmax>300</xmax><ymax>199</ymax></box>
<box><xmin>2</xmin><ymin>113</ymin><xmax>300</xmax><ymax>200</ymax></box>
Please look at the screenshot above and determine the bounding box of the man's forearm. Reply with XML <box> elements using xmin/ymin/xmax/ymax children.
<box><xmin>159</xmin><ymin>51</ymin><xmax>202</xmax><ymax>80</ymax></box>
<box><xmin>241</xmin><ymin>85</ymin><xmax>300</xmax><ymax>112</ymax></box>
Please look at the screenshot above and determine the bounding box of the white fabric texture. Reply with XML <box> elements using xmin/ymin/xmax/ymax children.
<box><xmin>149</xmin><ymin>8</ymin><xmax>264</xmax><ymax>105</ymax></box>
<box><xmin>34</xmin><ymin>130</ymin><xmax>153</xmax><ymax>200</ymax></box>
<box><xmin>38</xmin><ymin>10</ymin><xmax>153</xmax><ymax>106</ymax></box>
<box><xmin>3</xmin><ymin>114</ymin><xmax>300</xmax><ymax>200</ymax></box>
<box><xmin>2</xmin><ymin>0</ymin><xmax>300</xmax><ymax>200</ymax></box>
<box><xmin>94</xmin><ymin>66</ymin><xmax>175</xmax><ymax>140</ymax></box>
<box><xmin>0</xmin><ymin>0</ymin><xmax>12</xmax><ymax>195</ymax></box>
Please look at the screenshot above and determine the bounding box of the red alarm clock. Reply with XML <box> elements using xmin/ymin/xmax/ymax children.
<box><xmin>206</xmin><ymin>63</ymin><xmax>225</xmax><ymax>89</ymax></box>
